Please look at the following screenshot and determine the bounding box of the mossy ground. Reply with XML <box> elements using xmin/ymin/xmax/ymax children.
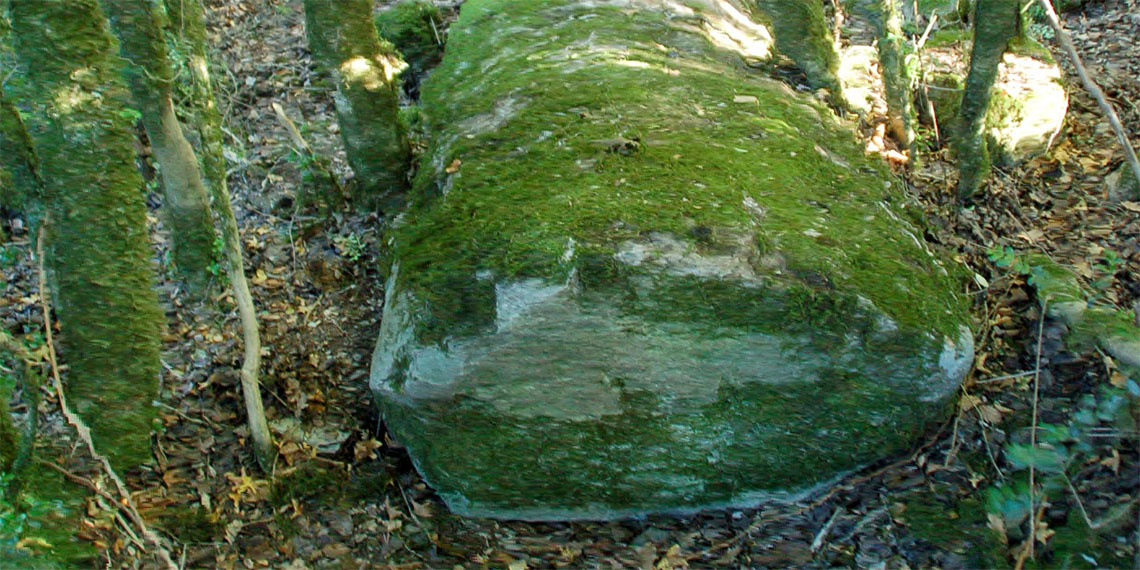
<box><xmin>899</xmin><ymin>490</ymin><xmax>1008</xmax><ymax>568</ymax></box>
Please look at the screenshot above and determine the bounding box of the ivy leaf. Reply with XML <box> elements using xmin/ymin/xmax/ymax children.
<box><xmin>1006</xmin><ymin>443</ymin><xmax>1067</xmax><ymax>473</ymax></box>
<box><xmin>1035</xmin><ymin>423</ymin><xmax>1074</xmax><ymax>445</ymax></box>
<box><xmin>986</xmin><ymin>482</ymin><xmax>1033</xmax><ymax>527</ymax></box>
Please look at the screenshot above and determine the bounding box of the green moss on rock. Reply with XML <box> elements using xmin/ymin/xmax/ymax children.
<box><xmin>373</xmin><ymin>0</ymin><xmax>972</xmax><ymax>519</ymax></box>
<box><xmin>400</xmin><ymin>0</ymin><xmax>961</xmax><ymax>339</ymax></box>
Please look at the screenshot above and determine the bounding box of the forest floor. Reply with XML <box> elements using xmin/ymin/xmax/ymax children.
<box><xmin>1</xmin><ymin>0</ymin><xmax>1138</xmax><ymax>568</ymax></box>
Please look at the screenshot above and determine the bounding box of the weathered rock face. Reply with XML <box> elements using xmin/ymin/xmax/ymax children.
<box><xmin>372</xmin><ymin>0</ymin><xmax>973</xmax><ymax>520</ymax></box>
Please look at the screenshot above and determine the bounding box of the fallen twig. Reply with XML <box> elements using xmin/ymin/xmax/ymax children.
<box><xmin>810</xmin><ymin>507</ymin><xmax>843</xmax><ymax>553</ymax></box>
<box><xmin>1038</xmin><ymin>0</ymin><xmax>1140</xmax><ymax>187</ymax></box>
<box><xmin>271</xmin><ymin>101</ymin><xmax>345</xmax><ymax>204</ymax></box>
<box><xmin>974</xmin><ymin>370</ymin><xmax>1036</xmax><ymax>384</ymax></box>
<box><xmin>1026</xmin><ymin>299</ymin><xmax>1048</xmax><ymax>561</ymax></box>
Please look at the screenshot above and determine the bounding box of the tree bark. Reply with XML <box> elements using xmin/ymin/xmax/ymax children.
<box><xmin>101</xmin><ymin>0</ymin><xmax>216</xmax><ymax>292</ymax></box>
<box><xmin>303</xmin><ymin>0</ymin><xmax>411</xmax><ymax>210</ymax></box>
<box><xmin>8</xmin><ymin>0</ymin><xmax>164</xmax><ymax>470</ymax></box>
<box><xmin>0</xmin><ymin>6</ymin><xmax>41</xmax><ymax>214</ymax></box>
<box><xmin>753</xmin><ymin>0</ymin><xmax>842</xmax><ymax>96</ymax></box>
<box><xmin>0</xmin><ymin>89</ymin><xmax>42</xmax><ymax>214</ymax></box>
<box><xmin>875</xmin><ymin>0</ymin><xmax>916</xmax><ymax>154</ymax></box>
<box><xmin>955</xmin><ymin>0</ymin><xmax>1020</xmax><ymax>199</ymax></box>
<box><xmin>163</xmin><ymin>0</ymin><xmax>274</xmax><ymax>470</ymax></box>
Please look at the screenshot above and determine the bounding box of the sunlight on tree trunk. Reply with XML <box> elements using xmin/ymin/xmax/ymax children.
<box><xmin>875</xmin><ymin>0</ymin><xmax>916</xmax><ymax>155</ymax></box>
<box><xmin>955</xmin><ymin>0</ymin><xmax>1019</xmax><ymax>200</ymax></box>
<box><xmin>8</xmin><ymin>0</ymin><xmax>164</xmax><ymax>471</ymax></box>
<box><xmin>163</xmin><ymin>0</ymin><xmax>274</xmax><ymax>470</ymax></box>
<box><xmin>303</xmin><ymin>0</ymin><xmax>411</xmax><ymax>211</ymax></box>
<box><xmin>101</xmin><ymin>0</ymin><xmax>217</xmax><ymax>293</ymax></box>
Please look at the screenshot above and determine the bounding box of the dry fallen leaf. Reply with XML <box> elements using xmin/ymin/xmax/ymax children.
<box><xmin>354</xmin><ymin>438</ymin><xmax>383</xmax><ymax>462</ymax></box>
<box><xmin>959</xmin><ymin>392</ymin><xmax>982</xmax><ymax>411</ymax></box>
<box><xmin>978</xmin><ymin>404</ymin><xmax>1011</xmax><ymax>424</ymax></box>
<box><xmin>1110</xmin><ymin>370</ymin><xmax>1128</xmax><ymax>388</ymax></box>
<box><xmin>987</xmin><ymin>513</ymin><xmax>1008</xmax><ymax>544</ymax></box>
<box><xmin>1100</xmin><ymin>449</ymin><xmax>1121</xmax><ymax>473</ymax></box>
<box><xmin>411</xmin><ymin>499</ymin><xmax>433</xmax><ymax>519</ymax></box>
<box><xmin>445</xmin><ymin>158</ymin><xmax>462</xmax><ymax>173</ymax></box>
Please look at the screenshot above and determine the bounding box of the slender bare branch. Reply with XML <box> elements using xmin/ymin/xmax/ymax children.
<box><xmin>1037</xmin><ymin>0</ymin><xmax>1140</xmax><ymax>187</ymax></box>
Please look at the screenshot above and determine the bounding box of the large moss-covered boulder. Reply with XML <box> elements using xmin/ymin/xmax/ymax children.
<box><xmin>372</xmin><ymin>0</ymin><xmax>973</xmax><ymax>520</ymax></box>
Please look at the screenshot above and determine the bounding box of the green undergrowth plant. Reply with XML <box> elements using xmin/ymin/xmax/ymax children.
<box><xmin>987</xmin><ymin>246</ymin><xmax>1139</xmax><ymax>365</ymax></box>
<box><xmin>0</xmin><ymin>471</ymin><xmax>58</xmax><ymax>568</ymax></box>
<box><xmin>0</xmin><ymin>326</ymin><xmax>93</xmax><ymax>567</ymax></box>
<box><xmin>286</xmin><ymin>147</ymin><xmax>342</xmax><ymax>213</ymax></box>
<box><xmin>982</xmin><ymin>245</ymin><xmax>1139</xmax><ymax>566</ymax></box>
<box><xmin>1022</xmin><ymin>1</ymin><xmax>1056</xmax><ymax>41</ymax></box>
<box><xmin>984</xmin><ymin>383</ymin><xmax>1138</xmax><ymax>567</ymax></box>
<box><xmin>333</xmin><ymin>232</ymin><xmax>366</xmax><ymax>262</ymax></box>
<box><xmin>206</xmin><ymin>234</ymin><xmax>229</xmax><ymax>287</ymax></box>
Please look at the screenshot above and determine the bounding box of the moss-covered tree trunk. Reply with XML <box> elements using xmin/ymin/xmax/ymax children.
<box><xmin>101</xmin><ymin>0</ymin><xmax>216</xmax><ymax>291</ymax></box>
<box><xmin>163</xmin><ymin>0</ymin><xmax>274</xmax><ymax>470</ymax></box>
<box><xmin>955</xmin><ymin>0</ymin><xmax>1019</xmax><ymax>199</ymax></box>
<box><xmin>875</xmin><ymin>0</ymin><xmax>916</xmax><ymax>153</ymax></box>
<box><xmin>0</xmin><ymin>89</ymin><xmax>41</xmax><ymax>214</ymax></box>
<box><xmin>0</xmin><ymin>4</ymin><xmax>39</xmax><ymax>214</ymax></box>
<box><xmin>753</xmin><ymin>0</ymin><xmax>842</xmax><ymax>95</ymax></box>
<box><xmin>8</xmin><ymin>0</ymin><xmax>163</xmax><ymax>470</ymax></box>
<box><xmin>303</xmin><ymin>0</ymin><xmax>410</xmax><ymax>210</ymax></box>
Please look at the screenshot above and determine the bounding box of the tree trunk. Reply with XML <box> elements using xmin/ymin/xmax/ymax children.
<box><xmin>955</xmin><ymin>0</ymin><xmax>1019</xmax><ymax>199</ymax></box>
<box><xmin>0</xmin><ymin>6</ymin><xmax>40</xmax><ymax>215</ymax></box>
<box><xmin>875</xmin><ymin>0</ymin><xmax>916</xmax><ymax>153</ymax></box>
<box><xmin>101</xmin><ymin>0</ymin><xmax>216</xmax><ymax>292</ymax></box>
<box><xmin>303</xmin><ymin>0</ymin><xmax>410</xmax><ymax>211</ymax></box>
<box><xmin>163</xmin><ymin>0</ymin><xmax>274</xmax><ymax>470</ymax></box>
<box><xmin>754</xmin><ymin>0</ymin><xmax>842</xmax><ymax>96</ymax></box>
<box><xmin>8</xmin><ymin>0</ymin><xmax>164</xmax><ymax>470</ymax></box>
<box><xmin>0</xmin><ymin>90</ymin><xmax>42</xmax><ymax>214</ymax></box>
